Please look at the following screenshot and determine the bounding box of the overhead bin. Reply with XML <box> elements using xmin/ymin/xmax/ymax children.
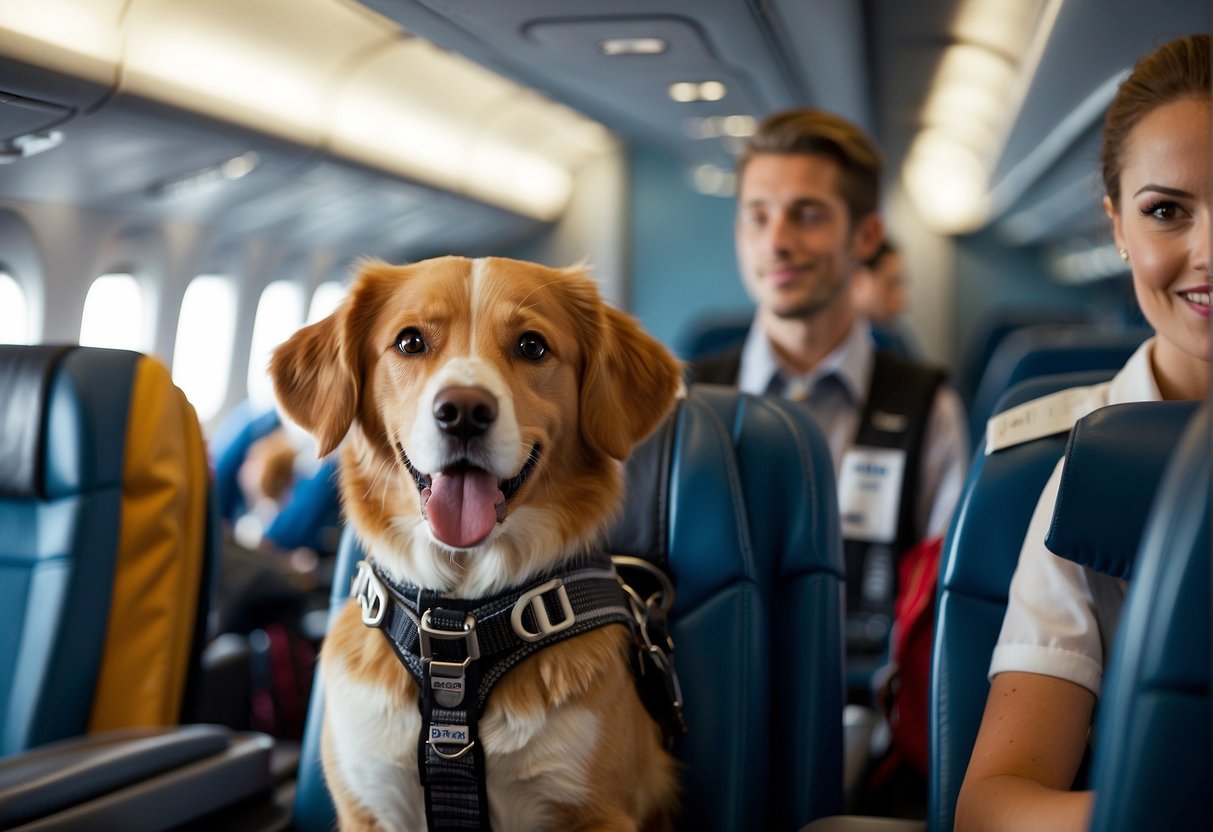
<box><xmin>0</xmin><ymin>0</ymin><xmax>615</xmax><ymax>222</ymax></box>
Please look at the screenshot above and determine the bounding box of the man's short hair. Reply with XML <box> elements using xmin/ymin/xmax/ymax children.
<box><xmin>736</xmin><ymin>109</ymin><xmax>883</xmax><ymax>224</ymax></box>
<box><xmin>863</xmin><ymin>238</ymin><xmax>898</xmax><ymax>270</ymax></box>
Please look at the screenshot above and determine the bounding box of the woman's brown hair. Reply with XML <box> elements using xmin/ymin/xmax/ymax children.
<box><xmin>1102</xmin><ymin>34</ymin><xmax>1211</xmax><ymax>206</ymax></box>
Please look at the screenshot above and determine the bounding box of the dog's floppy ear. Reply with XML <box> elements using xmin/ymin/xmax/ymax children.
<box><xmin>581</xmin><ymin>303</ymin><xmax>683</xmax><ymax>461</ymax></box>
<box><xmin>270</xmin><ymin>306</ymin><xmax>357</xmax><ymax>458</ymax></box>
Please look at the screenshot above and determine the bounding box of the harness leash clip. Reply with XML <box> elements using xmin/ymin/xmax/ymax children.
<box><xmin>419</xmin><ymin>610</ymin><xmax>480</xmax><ymax>708</ymax></box>
<box><xmin>510</xmin><ymin>578</ymin><xmax>575</xmax><ymax>642</ymax></box>
<box><xmin>612</xmin><ymin>555</ymin><xmax>688</xmax><ymax>743</ymax></box>
<box><xmin>351</xmin><ymin>560</ymin><xmax>387</xmax><ymax>627</ymax></box>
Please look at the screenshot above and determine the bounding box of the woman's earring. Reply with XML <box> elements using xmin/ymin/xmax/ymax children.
<box><xmin>1118</xmin><ymin>248</ymin><xmax>1130</xmax><ymax>262</ymax></box>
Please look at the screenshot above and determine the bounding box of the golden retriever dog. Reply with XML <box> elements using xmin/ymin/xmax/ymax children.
<box><xmin>271</xmin><ymin>256</ymin><xmax>682</xmax><ymax>831</ymax></box>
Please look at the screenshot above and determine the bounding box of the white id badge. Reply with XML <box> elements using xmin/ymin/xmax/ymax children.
<box><xmin>837</xmin><ymin>446</ymin><xmax>906</xmax><ymax>544</ymax></box>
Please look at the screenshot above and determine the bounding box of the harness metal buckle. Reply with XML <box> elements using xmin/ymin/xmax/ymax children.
<box><xmin>428</xmin><ymin>722</ymin><xmax>476</xmax><ymax>759</ymax></box>
<box><xmin>611</xmin><ymin>555</ymin><xmax>675</xmax><ymax>613</ymax></box>
<box><xmin>418</xmin><ymin>610</ymin><xmax>480</xmax><ymax>661</ymax></box>
<box><xmin>510</xmin><ymin>578</ymin><xmax>575</xmax><ymax>642</ymax></box>
<box><xmin>351</xmin><ymin>561</ymin><xmax>387</xmax><ymax>627</ymax></box>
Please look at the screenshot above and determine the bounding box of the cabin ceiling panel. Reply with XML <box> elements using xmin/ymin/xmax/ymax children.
<box><xmin>0</xmin><ymin>83</ymin><xmax>544</xmax><ymax>259</ymax></box>
<box><xmin>357</xmin><ymin>0</ymin><xmax>871</xmax><ymax>170</ymax></box>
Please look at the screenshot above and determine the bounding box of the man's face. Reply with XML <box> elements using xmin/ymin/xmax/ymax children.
<box><xmin>735</xmin><ymin>153</ymin><xmax>877</xmax><ymax>322</ymax></box>
<box><xmin>856</xmin><ymin>251</ymin><xmax>908</xmax><ymax>325</ymax></box>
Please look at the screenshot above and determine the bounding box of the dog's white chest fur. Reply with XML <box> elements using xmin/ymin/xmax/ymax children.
<box><xmin>326</xmin><ymin>661</ymin><xmax>601</xmax><ymax>831</ymax></box>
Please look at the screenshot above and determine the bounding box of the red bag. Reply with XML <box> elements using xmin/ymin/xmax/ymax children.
<box><xmin>885</xmin><ymin>534</ymin><xmax>942</xmax><ymax>775</ymax></box>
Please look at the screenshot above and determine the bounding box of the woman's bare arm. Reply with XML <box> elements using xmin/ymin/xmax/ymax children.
<box><xmin>955</xmin><ymin>671</ymin><xmax>1097</xmax><ymax>832</ymax></box>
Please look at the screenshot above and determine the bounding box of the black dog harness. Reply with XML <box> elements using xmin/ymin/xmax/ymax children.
<box><xmin>351</xmin><ymin>555</ymin><xmax>680</xmax><ymax>831</ymax></box>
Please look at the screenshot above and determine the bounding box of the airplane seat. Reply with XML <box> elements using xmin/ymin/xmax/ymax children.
<box><xmin>1047</xmin><ymin>402</ymin><xmax>1209</xmax><ymax>830</ymax></box>
<box><xmin>966</xmin><ymin>324</ymin><xmax>1150</xmax><ymax>451</ymax></box>
<box><xmin>804</xmin><ymin>377</ymin><xmax>1195</xmax><ymax>832</ymax></box>
<box><xmin>289</xmin><ymin>384</ymin><xmax>846</xmax><ymax>832</ymax></box>
<box><xmin>956</xmin><ymin>308</ymin><xmax>1090</xmax><ymax>406</ymax></box>
<box><xmin>0</xmin><ymin>344</ymin><xmax>280</xmax><ymax>829</ymax></box>
<box><xmin>0</xmin><ymin>344</ymin><xmax>215</xmax><ymax>753</ymax></box>
<box><xmin>927</xmin><ymin>369</ymin><xmax>1118</xmax><ymax>832</ymax></box>
<box><xmin>676</xmin><ymin>312</ymin><xmax>752</xmax><ymax>361</ymax></box>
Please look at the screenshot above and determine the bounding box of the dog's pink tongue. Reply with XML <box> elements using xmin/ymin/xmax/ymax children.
<box><xmin>426</xmin><ymin>469</ymin><xmax>501</xmax><ymax>549</ymax></box>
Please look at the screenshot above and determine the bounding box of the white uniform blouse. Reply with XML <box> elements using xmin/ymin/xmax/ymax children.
<box><xmin>989</xmin><ymin>338</ymin><xmax>1161</xmax><ymax>697</ymax></box>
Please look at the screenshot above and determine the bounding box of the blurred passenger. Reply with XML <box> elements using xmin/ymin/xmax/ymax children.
<box><xmin>852</xmin><ymin>238</ymin><xmax>918</xmax><ymax>358</ymax></box>
<box><xmin>211</xmin><ymin>402</ymin><xmax>343</xmax><ymax>563</ymax></box>
<box><xmin>688</xmin><ymin>107</ymin><xmax>970</xmax><ymax>814</ymax></box>
<box><xmin>956</xmin><ymin>33</ymin><xmax>1210</xmax><ymax>832</ymax></box>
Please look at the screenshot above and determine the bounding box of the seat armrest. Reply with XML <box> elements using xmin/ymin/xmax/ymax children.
<box><xmin>843</xmin><ymin>705</ymin><xmax>877</xmax><ymax>810</ymax></box>
<box><xmin>0</xmin><ymin>725</ymin><xmax>276</xmax><ymax>831</ymax></box>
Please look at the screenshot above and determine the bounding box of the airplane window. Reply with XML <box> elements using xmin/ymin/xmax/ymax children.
<box><xmin>247</xmin><ymin>280</ymin><xmax>305</xmax><ymax>409</ymax></box>
<box><xmin>0</xmin><ymin>272</ymin><xmax>29</xmax><ymax>344</ymax></box>
<box><xmin>79</xmin><ymin>273</ymin><xmax>147</xmax><ymax>351</ymax></box>
<box><xmin>307</xmin><ymin>280</ymin><xmax>346</xmax><ymax>323</ymax></box>
<box><xmin>173</xmin><ymin>274</ymin><xmax>237</xmax><ymax>421</ymax></box>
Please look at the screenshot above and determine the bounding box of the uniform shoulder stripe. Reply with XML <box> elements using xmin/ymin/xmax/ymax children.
<box><xmin>985</xmin><ymin>383</ymin><xmax>1111</xmax><ymax>455</ymax></box>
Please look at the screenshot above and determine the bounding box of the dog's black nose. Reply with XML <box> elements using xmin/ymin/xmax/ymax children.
<box><xmin>433</xmin><ymin>386</ymin><xmax>498</xmax><ymax>440</ymax></box>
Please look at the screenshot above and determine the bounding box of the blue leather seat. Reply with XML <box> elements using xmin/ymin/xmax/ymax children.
<box><xmin>1049</xmin><ymin>403</ymin><xmax>1209</xmax><ymax>830</ymax></box>
<box><xmin>677</xmin><ymin>313</ymin><xmax>751</xmax><ymax>361</ymax></box>
<box><xmin>929</xmin><ymin>369</ymin><xmax>1116</xmax><ymax>832</ymax></box>
<box><xmin>956</xmin><ymin>308</ymin><xmax>1091</xmax><ymax>406</ymax></box>
<box><xmin>0</xmin><ymin>345</ymin><xmax>216</xmax><ymax>755</ymax></box>
<box><xmin>967</xmin><ymin>325</ymin><xmax>1149</xmax><ymax>450</ymax></box>
<box><xmin>290</xmin><ymin>384</ymin><xmax>845</xmax><ymax>831</ymax></box>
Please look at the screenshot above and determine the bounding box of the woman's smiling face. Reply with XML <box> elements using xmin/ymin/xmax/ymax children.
<box><xmin>1107</xmin><ymin>96</ymin><xmax>1211</xmax><ymax>393</ymax></box>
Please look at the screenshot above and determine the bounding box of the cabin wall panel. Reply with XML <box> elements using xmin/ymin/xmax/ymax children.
<box><xmin>626</xmin><ymin>145</ymin><xmax>746</xmax><ymax>357</ymax></box>
<box><xmin>504</xmin><ymin>149</ymin><xmax>627</xmax><ymax>307</ymax></box>
<box><xmin>0</xmin><ymin>207</ymin><xmax>45</xmax><ymax>342</ymax></box>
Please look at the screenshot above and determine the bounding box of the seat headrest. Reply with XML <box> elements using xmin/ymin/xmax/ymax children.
<box><xmin>1045</xmin><ymin>401</ymin><xmax>1199</xmax><ymax>579</ymax></box>
<box><xmin>0</xmin><ymin>345</ymin><xmax>75</xmax><ymax>498</ymax></box>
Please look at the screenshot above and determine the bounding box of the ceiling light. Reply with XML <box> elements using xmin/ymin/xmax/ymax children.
<box><xmin>668</xmin><ymin>81</ymin><xmax>728</xmax><ymax>103</ymax></box>
<box><xmin>722</xmin><ymin>115</ymin><xmax>755</xmax><ymax>136</ymax></box>
<box><xmin>668</xmin><ymin>82</ymin><xmax>699</xmax><ymax>103</ymax></box>
<box><xmin>903</xmin><ymin>0</ymin><xmax>1064</xmax><ymax>234</ymax></box>
<box><xmin>691</xmin><ymin>164</ymin><xmax>735</xmax><ymax>197</ymax></box>
<box><xmin>220</xmin><ymin>151</ymin><xmax>259</xmax><ymax>180</ymax></box>
<box><xmin>683</xmin><ymin>114</ymin><xmax>756</xmax><ymax>140</ymax></box>
<box><xmin>149</xmin><ymin>152</ymin><xmax>260</xmax><ymax>200</ymax></box>
<box><xmin>903</xmin><ymin>131</ymin><xmax>989</xmax><ymax>234</ymax></box>
<box><xmin>598</xmin><ymin>37</ymin><xmax>667</xmax><ymax>56</ymax></box>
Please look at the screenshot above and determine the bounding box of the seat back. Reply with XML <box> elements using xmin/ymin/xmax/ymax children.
<box><xmin>676</xmin><ymin>313</ymin><xmax>751</xmax><ymax>361</ymax></box>
<box><xmin>967</xmin><ymin>325</ymin><xmax>1149</xmax><ymax>449</ymax></box>
<box><xmin>291</xmin><ymin>385</ymin><xmax>845</xmax><ymax>831</ymax></box>
<box><xmin>957</xmin><ymin>308</ymin><xmax>1091</xmax><ymax>406</ymax></box>
<box><xmin>1080</xmin><ymin>405</ymin><xmax>1210</xmax><ymax>830</ymax></box>
<box><xmin>0</xmin><ymin>345</ymin><xmax>214</xmax><ymax>755</ymax></box>
<box><xmin>928</xmin><ymin>369</ymin><xmax>1115</xmax><ymax>832</ymax></box>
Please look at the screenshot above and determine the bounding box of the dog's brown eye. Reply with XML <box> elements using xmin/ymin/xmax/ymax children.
<box><xmin>516</xmin><ymin>332</ymin><xmax>548</xmax><ymax>362</ymax></box>
<box><xmin>396</xmin><ymin>327</ymin><xmax>427</xmax><ymax>355</ymax></box>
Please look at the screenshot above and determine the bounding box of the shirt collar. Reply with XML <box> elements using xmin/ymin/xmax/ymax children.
<box><xmin>1108</xmin><ymin>337</ymin><xmax>1162</xmax><ymax>404</ymax></box>
<box><xmin>737</xmin><ymin>317</ymin><xmax>872</xmax><ymax>403</ymax></box>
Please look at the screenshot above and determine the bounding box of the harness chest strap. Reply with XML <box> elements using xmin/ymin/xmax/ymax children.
<box><xmin>351</xmin><ymin>557</ymin><xmax>638</xmax><ymax>832</ymax></box>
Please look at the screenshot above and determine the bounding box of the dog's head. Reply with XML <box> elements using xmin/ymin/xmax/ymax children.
<box><xmin>271</xmin><ymin>256</ymin><xmax>682</xmax><ymax>595</ymax></box>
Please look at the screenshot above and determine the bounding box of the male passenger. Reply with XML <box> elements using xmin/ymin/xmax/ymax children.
<box><xmin>852</xmin><ymin>238</ymin><xmax>918</xmax><ymax>359</ymax></box>
<box><xmin>689</xmin><ymin>109</ymin><xmax>968</xmax><ymax>716</ymax></box>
